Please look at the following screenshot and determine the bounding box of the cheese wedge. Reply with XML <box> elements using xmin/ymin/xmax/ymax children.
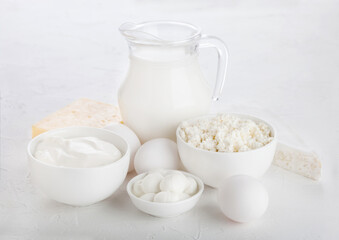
<box><xmin>273</xmin><ymin>142</ymin><xmax>321</xmax><ymax>180</ymax></box>
<box><xmin>32</xmin><ymin>98</ymin><xmax>122</xmax><ymax>138</ymax></box>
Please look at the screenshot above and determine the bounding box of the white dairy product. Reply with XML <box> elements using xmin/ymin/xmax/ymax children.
<box><xmin>273</xmin><ymin>142</ymin><xmax>321</xmax><ymax>180</ymax></box>
<box><xmin>119</xmin><ymin>53</ymin><xmax>211</xmax><ymax>142</ymax></box>
<box><xmin>176</xmin><ymin>192</ymin><xmax>190</xmax><ymax>201</ymax></box>
<box><xmin>140</xmin><ymin>193</ymin><xmax>156</xmax><ymax>201</ymax></box>
<box><xmin>104</xmin><ymin>123</ymin><xmax>141</xmax><ymax>172</ymax></box>
<box><xmin>141</xmin><ymin>173</ymin><xmax>163</xmax><ymax>193</ymax></box>
<box><xmin>132</xmin><ymin>170</ymin><xmax>198</xmax><ymax>203</ymax></box>
<box><xmin>184</xmin><ymin>177</ymin><xmax>198</xmax><ymax>195</ymax></box>
<box><xmin>132</xmin><ymin>180</ymin><xmax>145</xmax><ymax>197</ymax></box>
<box><xmin>34</xmin><ymin>136</ymin><xmax>122</xmax><ymax>168</ymax></box>
<box><xmin>179</xmin><ymin>114</ymin><xmax>273</xmax><ymax>152</ymax></box>
<box><xmin>160</xmin><ymin>173</ymin><xmax>188</xmax><ymax>193</ymax></box>
<box><xmin>153</xmin><ymin>191</ymin><xmax>176</xmax><ymax>203</ymax></box>
<box><xmin>153</xmin><ymin>191</ymin><xmax>190</xmax><ymax>203</ymax></box>
<box><xmin>176</xmin><ymin>192</ymin><xmax>191</xmax><ymax>201</ymax></box>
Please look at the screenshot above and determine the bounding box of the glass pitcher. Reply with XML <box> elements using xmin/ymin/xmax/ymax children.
<box><xmin>118</xmin><ymin>21</ymin><xmax>228</xmax><ymax>143</ymax></box>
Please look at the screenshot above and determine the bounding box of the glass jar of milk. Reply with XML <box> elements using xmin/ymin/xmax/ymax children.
<box><xmin>118</xmin><ymin>21</ymin><xmax>228</xmax><ymax>142</ymax></box>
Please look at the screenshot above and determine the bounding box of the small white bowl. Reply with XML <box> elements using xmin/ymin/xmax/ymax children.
<box><xmin>27</xmin><ymin>127</ymin><xmax>130</xmax><ymax>206</ymax></box>
<box><xmin>176</xmin><ymin>113</ymin><xmax>277</xmax><ymax>188</ymax></box>
<box><xmin>127</xmin><ymin>170</ymin><xmax>204</xmax><ymax>218</ymax></box>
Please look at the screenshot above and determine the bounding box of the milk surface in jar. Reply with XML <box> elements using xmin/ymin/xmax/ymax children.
<box><xmin>118</xmin><ymin>21</ymin><xmax>228</xmax><ymax>143</ymax></box>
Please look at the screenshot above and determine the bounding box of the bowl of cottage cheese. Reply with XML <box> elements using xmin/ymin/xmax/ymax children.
<box><xmin>176</xmin><ymin>113</ymin><xmax>277</xmax><ymax>188</ymax></box>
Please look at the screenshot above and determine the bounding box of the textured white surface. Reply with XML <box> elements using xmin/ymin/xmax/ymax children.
<box><xmin>179</xmin><ymin>114</ymin><xmax>273</xmax><ymax>152</ymax></box>
<box><xmin>1</xmin><ymin>0</ymin><xmax>339</xmax><ymax>239</ymax></box>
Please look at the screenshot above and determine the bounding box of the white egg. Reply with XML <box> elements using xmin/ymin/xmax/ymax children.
<box><xmin>132</xmin><ymin>179</ymin><xmax>144</xmax><ymax>197</ymax></box>
<box><xmin>218</xmin><ymin>175</ymin><xmax>269</xmax><ymax>223</ymax></box>
<box><xmin>134</xmin><ymin>138</ymin><xmax>180</xmax><ymax>174</ymax></box>
<box><xmin>141</xmin><ymin>172</ymin><xmax>163</xmax><ymax>193</ymax></box>
<box><xmin>104</xmin><ymin>123</ymin><xmax>141</xmax><ymax>172</ymax></box>
<box><xmin>184</xmin><ymin>177</ymin><xmax>198</xmax><ymax>195</ymax></box>
<box><xmin>146</xmin><ymin>169</ymin><xmax>172</xmax><ymax>178</ymax></box>
<box><xmin>160</xmin><ymin>173</ymin><xmax>188</xmax><ymax>193</ymax></box>
<box><xmin>163</xmin><ymin>169</ymin><xmax>185</xmax><ymax>177</ymax></box>
<box><xmin>140</xmin><ymin>193</ymin><xmax>156</xmax><ymax>202</ymax></box>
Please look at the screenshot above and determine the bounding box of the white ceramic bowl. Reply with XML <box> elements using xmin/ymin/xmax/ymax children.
<box><xmin>176</xmin><ymin>113</ymin><xmax>277</xmax><ymax>188</ymax></box>
<box><xmin>27</xmin><ymin>127</ymin><xmax>130</xmax><ymax>206</ymax></box>
<box><xmin>127</xmin><ymin>170</ymin><xmax>204</xmax><ymax>217</ymax></box>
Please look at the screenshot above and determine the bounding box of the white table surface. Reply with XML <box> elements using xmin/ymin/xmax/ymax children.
<box><xmin>1</xmin><ymin>0</ymin><xmax>338</xmax><ymax>239</ymax></box>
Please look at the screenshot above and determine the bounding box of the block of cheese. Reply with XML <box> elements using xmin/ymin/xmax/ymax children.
<box><xmin>32</xmin><ymin>98</ymin><xmax>122</xmax><ymax>138</ymax></box>
<box><xmin>273</xmin><ymin>142</ymin><xmax>321</xmax><ymax>181</ymax></box>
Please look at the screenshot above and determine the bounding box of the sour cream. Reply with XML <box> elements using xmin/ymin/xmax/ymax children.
<box><xmin>34</xmin><ymin>136</ymin><xmax>122</xmax><ymax>168</ymax></box>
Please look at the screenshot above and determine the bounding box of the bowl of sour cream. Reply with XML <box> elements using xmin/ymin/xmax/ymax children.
<box><xmin>27</xmin><ymin>127</ymin><xmax>130</xmax><ymax>206</ymax></box>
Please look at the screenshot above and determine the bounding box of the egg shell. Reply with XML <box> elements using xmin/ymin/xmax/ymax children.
<box><xmin>104</xmin><ymin>123</ymin><xmax>141</xmax><ymax>172</ymax></box>
<box><xmin>141</xmin><ymin>172</ymin><xmax>164</xmax><ymax>193</ymax></box>
<box><xmin>147</xmin><ymin>169</ymin><xmax>168</xmax><ymax>176</ymax></box>
<box><xmin>134</xmin><ymin>138</ymin><xmax>180</xmax><ymax>174</ymax></box>
<box><xmin>140</xmin><ymin>193</ymin><xmax>156</xmax><ymax>202</ymax></box>
<box><xmin>160</xmin><ymin>173</ymin><xmax>188</xmax><ymax>193</ymax></box>
<box><xmin>218</xmin><ymin>175</ymin><xmax>269</xmax><ymax>223</ymax></box>
<box><xmin>163</xmin><ymin>170</ymin><xmax>185</xmax><ymax>177</ymax></box>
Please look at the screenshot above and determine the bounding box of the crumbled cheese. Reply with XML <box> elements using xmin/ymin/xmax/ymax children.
<box><xmin>179</xmin><ymin>114</ymin><xmax>273</xmax><ymax>152</ymax></box>
<box><xmin>273</xmin><ymin>143</ymin><xmax>321</xmax><ymax>180</ymax></box>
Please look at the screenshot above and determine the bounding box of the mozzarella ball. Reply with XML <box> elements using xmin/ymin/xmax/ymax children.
<box><xmin>160</xmin><ymin>173</ymin><xmax>188</xmax><ymax>193</ymax></box>
<box><xmin>153</xmin><ymin>191</ymin><xmax>191</xmax><ymax>203</ymax></box>
<box><xmin>134</xmin><ymin>138</ymin><xmax>180</xmax><ymax>174</ymax></box>
<box><xmin>140</xmin><ymin>193</ymin><xmax>156</xmax><ymax>201</ymax></box>
<box><xmin>154</xmin><ymin>191</ymin><xmax>172</xmax><ymax>203</ymax></box>
<box><xmin>132</xmin><ymin>180</ymin><xmax>144</xmax><ymax>197</ymax></box>
<box><xmin>218</xmin><ymin>175</ymin><xmax>269</xmax><ymax>223</ymax></box>
<box><xmin>104</xmin><ymin>123</ymin><xmax>141</xmax><ymax>172</ymax></box>
<box><xmin>153</xmin><ymin>191</ymin><xmax>174</xmax><ymax>203</ymax></box>
<box><xmin>173</xmin><ymin>192</ymin><xmax>191</xmax><ymax>201</ymax></box>
<box><xmin>141</xmin><ymin>173</ymin><xmax>163</xmax><ymax>193</ymax></box>
<box><xmin>184</xmin><ymin>177</ymin><xmax>198</xmax><ymax>195</ymax></box>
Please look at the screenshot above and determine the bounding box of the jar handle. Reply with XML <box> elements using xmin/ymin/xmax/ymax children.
<box><xmin>199</xmin><ymin>35</ymin><xmax>229</xmax><ymax>101</ymax></box>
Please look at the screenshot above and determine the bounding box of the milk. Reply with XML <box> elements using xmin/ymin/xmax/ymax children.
<box><xmin>118</xmin><ymin>49</ymin><xmax>212</xmax><ymax>143</ymax></box>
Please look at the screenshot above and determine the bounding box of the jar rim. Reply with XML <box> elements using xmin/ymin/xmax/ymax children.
<box><xmin>119</xmin><ymin>21</ymin><xmax>202</xmax><ymax>46</ymax></box>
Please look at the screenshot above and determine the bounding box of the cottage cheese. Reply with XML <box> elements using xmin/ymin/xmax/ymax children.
<box><xmin>179</xmin><ymin>114</ymin><xmax>273</xmax><ymax>152</ymax></box>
